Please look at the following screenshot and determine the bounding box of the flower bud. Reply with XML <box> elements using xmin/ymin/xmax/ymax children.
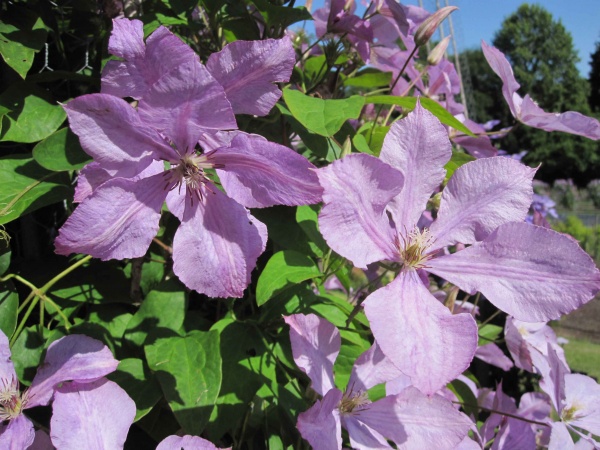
<box><xmin>414</xmin><ymin>6</ymin><xmax>458</xmax><ymax>48</ymax></box>
<box><xmin>427</xmin><ymin>36</ymin><xmax>451</xmax><ymax>65</ymax></box>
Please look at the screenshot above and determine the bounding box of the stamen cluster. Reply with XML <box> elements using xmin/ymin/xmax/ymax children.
<box><xmin>398</xmin><ymin>227</ymin><xmax>435</xmax><ymax>269</ymax></box>
<box><xmin>338</xmin><ymin>389</ymin><xmax>370</xmax><ymax>415</ymax></box>
<box><xmin>0</xmin><ymin>377</ymin><xmax>29</xmax><ymax>421</ymax></box>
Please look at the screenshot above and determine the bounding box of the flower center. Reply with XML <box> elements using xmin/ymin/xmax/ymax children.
<box><xmin>0</xmin><ymin>378</ymin><xmax>28</xmax><ymax>421</ymax></box>
<box><xmin>338</xmin><ymin>390</ymin><xmax>369</xmax><ymax>415</ymax></box>
<box><xmin>561</xmin><ymin>402</ymin><xmax>584</xmax><ymax>423</ymax></box>
<box><xmin>397</xmin><ymin>226</ymin><xmax>435</xmax><ymax>269</ymax></box>
<box><xmin>164</xmin><ymin>152</ymin><xmax>222</xmax><ymax>203</ymax></box>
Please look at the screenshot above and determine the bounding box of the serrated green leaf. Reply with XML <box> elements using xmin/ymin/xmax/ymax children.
<box><xmin>365</xmin><ymin>96</ymin><xmax>475</xmax><ymax>137</ymax></box>
<box><xmin>283</xmin><ymin>88</ymin><xmax>365</xmax><ymax>137</ymax></box>
<box><xmin>0</xmin><ymin>281</ymin><xmax>18</xmax><ymax>338</ymax></box>
<box><xmin>32</xmin><ymin>127</ymin><xmax>91</xmax><ymax>171</ymax></box>
<box><xmin>0</xmin><ymin>17</ymin><xmax>47</xmax><ymax>79</ymax></box>
<box><xmin>256</xmin><ymin>250</ymin><xmax>321</xmax><ymax>306</ymax></box>
<box><xmin>109</xmin><ymin>358</ymin><xmax>163</xmax><ymax>421</ymax></box>
<box><xmin>0</xmin><ymin>82</ymin><xmax>66</xmax><ymax>143</ymax></box>
<box><xmin>145</xmin><ymin>330</ymin><xmax>222</xmax><ymax>435</ymax></box>
<box><xmin>0</xmin><ymin>154</ymin><xmax>71</xmax><ymax>225</ymax></box>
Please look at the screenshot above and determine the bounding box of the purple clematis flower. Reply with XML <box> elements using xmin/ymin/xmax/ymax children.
<box><xmin>157</xmin><ymin>434</ymin><xmax>231</xmax><ymax>449</ymax></box>
<box><xmin>0</xmin><ymin>330</ymin><xmax>119</xmax><ymax>448</ymax></box>
<box><xmin>285</xmin><ymin>313</ymin><xmax>472</xmax><ymax>450</ymax></box>
<box><xmin>481</xmin><ymin>41</ymin><xmax>600</xmax><ymax>140</ymax></box>
<box><xmin>316</xmin><ymin>102</ymin><xmax>600</xmax><ymax>395</ymax></box>
<box><xmin>56</xmin><ymin>23</ymin><xmax>322</xmax><ymax>298</ymax></box>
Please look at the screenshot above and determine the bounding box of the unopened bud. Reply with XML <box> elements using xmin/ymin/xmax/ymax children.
<box><xmin>427</xmin><ymin>36</ymin><xmax>451</xmax><ymax>65</ymax></box>
<box><xmin>414</xmin><ymin>6</ymin><xmax>458</xmax><ymax>47</ymax></box>
<box><xmin>341</xmin><ymin>136</ymin><xmax>352</xmax><ymax>158</ymax></box>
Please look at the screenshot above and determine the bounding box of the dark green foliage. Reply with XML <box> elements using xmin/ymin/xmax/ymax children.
<box><xmin>590</xmin><ymin>39</ymin><xmax>600</xmax><ymax>113</ymax></box>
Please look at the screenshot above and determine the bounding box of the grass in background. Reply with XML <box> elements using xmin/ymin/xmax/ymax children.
<box><xmin>561</xmin><ymin>336</ymin><xmax>600</xmax><ymax>380</ymax></box>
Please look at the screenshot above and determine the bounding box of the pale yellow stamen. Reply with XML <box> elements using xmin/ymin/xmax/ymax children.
<box><xmin>398</xmin><ymin>226</ymin><xmax>435</xmax><ymax>269</ymax></box>
<box><xmin>338</xmin><ymin>390</ymin><xmax>370</xmax><ymax>415</ymax></box>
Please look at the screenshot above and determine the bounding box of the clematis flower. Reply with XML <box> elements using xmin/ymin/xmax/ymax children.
<box><xmin>481</xmin><ymin>41</ymin><xmax>600</xmax><ymax>140</ymax></box>
<box><xmin>316</xmin><ymin>102</ymin><xmax>600</xmax><ymax>395</ymax></box>
<box><xmin>56</xmin><ymin>31</ymin><xmax>322</xmax><ymax>298</ymax></box>
<box><xmin>285</xmin><ymin>313</ymin><xmax>472</xmax><ymax>450</ymax></box>
<box><xmin>0</xmin><ymin>330</ymin><xmax>119</xmax><ymax>448</ymax></box>
<box><xmin>157</xmin><ymin>434</ymin><xmax>231</xmax><ymax>449</ymax></box>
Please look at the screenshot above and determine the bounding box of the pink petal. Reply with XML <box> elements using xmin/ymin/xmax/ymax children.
<box><xmin>297</xmin><ymin>389</ymin><xmax>343</xmax><ymax>450</ymax></box>
<box><xmin>342</xmin><ymin>415</ymin><xmax>392</xmax><ymax>449</ymax></box>
<box><xmin>0</xmin><ymin>415</ymin><xmax>34</xmax><ymax>450</ymax></box>
<box><xmin>348</xmin><ymin>343</ymin><xmax>403</xmax><ymax>393</ymax></box>
<box><xmin>28</xmin><ymin>334</ymin><xmax>119</xmax><ymax>408</ymax></box>
<box><xmin>430</xmin><ymin>157</ymin><xmax>535</xmax><ymax>249</ymax></box>
<box><xmin>50</xmin><ymin>379</ymin><xmax>135</xmax><ymax>450</ymax></box>
<box><xmin>379</xmin><ymin>101</ymin><xmax>452</xmax><ymax>231</ymax></box>
<box><xmin>64</xmin><ymin>94</ymin><xmax>177</xmax><ymax>177</ymax></box>
<box><xmin>213</xmin><ymin>133</ymin><xmax>322</xmax><ymax>208</ymax></box>
<box><xmin>428</xmin><ymin>222</ymin><xmax>600</xmax><ymax>322</ymax></box>
<box><xmin>157</xmin><ymin>435</ymin><xmax>230</xmax><ymax>450</ymax></box>
<box><xmin>102</xmin><ymin>23</ymin><xmax>197</xmax><ymax>100</ymax></box>
<box><xmin>548</xmin><ymin>422</ymin><xmax>579</xmax><ymax>450</ymax></box>
<box><xmin>172</xmin><ymin>185</ymin><xmax>267</xmax><ymax>297</ymax></box>
<box><xmin>355</xmin><ymin>387</ymin><xmax>472</xmax><ymax>449</ymax></box>
<box><xmin>0</xmin><ymin>329</ymin><xmax>16</xmax><ymax>382</ymax></box>
<box><xmin>73</xmin><ymin>162</ymin><xmax>110</xmax><ymax>203</ymax></box>
<box><xmin>480</xmin><ymin>41</ymin><xmax>521</xmax><ymax>118</ymax></box>
<box><xmin>317</xmin><ymin>153</ymin><xmax>402</xmax><ymax>268</ymax></box>
<box><xmin>363</xmin><ymin>270</ymin><xmax>478</xmax><ymax>395</ymax></box>
<box><xmin>491</xmin><ymin>417</ymin><xmax>536</xmax><ymax>450</ymax></box>
<box><xmin>138</xmin><ymin>59</ymin><xmax>236</xmax><ymax>153</ymax></box>
<box><xmin>284</xmin><ymin>314</ymin><xmax>340</xmax><ymax>397</ymax></box>
<box><xmin>475</xmin><ymin>343</ymin><xmax>514</xmax><ymax>371</ymax></box>
<box><xmin>55</xmin><ymin>174</ymin><xmax>167</xmax><ymax>261</ymax></box>
<box><xmin>563</xmin><ymin>374</ymin><xmax>600</xmax><ymax>435</ymax></box>
<box><xmin>206</xmin><ymin>37</ymin><xmax>295</xmax><ymax>116</ymax></box>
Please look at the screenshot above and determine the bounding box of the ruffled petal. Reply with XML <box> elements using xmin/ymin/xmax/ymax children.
<box><xmin>355</xmin><ymin>387</ymin><xmax>472</xmax><ymax>449</ymax></box>
<box><xmin>50</xmin><ymin>379</ymin><xmax>135</xmax><ymax>450</ymax></box>
<box><xmin>64</xmin><ymin>94</ymin><xmax>177</xmax><ymax>176</ymax></box>
<box><xmin>480</xmin><ymin>41</ymin><xmax>521</xmax><ymax>118</ymax></box>
<box><xmin>297</xmin><ymin>389</ymin><xmax>343</xmax><ymax>450</ymax></box>
<box><xmin>55</xmin><ymin>173</ymin><xmax>167</xmax><ymax>261</ymax></box>
<box><xmin>363</xmin><ymin>270</ymin><xmax>478</xmax><ymax>395</ymax></box>
<box><xmin>430</xmin><ymin>157</ymin><xmax>535</xmax><ymax>249</ymax></box>
<box><xmin>206</xmin><ymin>37</ymin><xmax>295</xmax><ymax>116</ymax></box>
<box><xmin>139</xmin><ymin>59</ymin><xmax>236</xmax><ymax>153</ymax></box>
<box><xmin>0</xmin><ymin>414</ymin><xmax>34</xmax><ymax>450</ymax></box>
<box><xmin>172</xmin><ymin>185</ymin><xmax>267</xmax><ymax>297</ymax></box>
<box><xmin>427</xmin><ymin>222</ymin><xmax>600</xmax><ymax>321</ymax></box>
<box><xmin>317</xmin><ymin>153</ymin><xmax>403</xmax><ymax>268</ymax></box>
<box><xmin>213</xmin><ymin>133</ymin><xmax>322</xmax><ymax>208</ymax></box>
<box><xmin>284</xmin><ymin>314</ymin><xmax>340</xmax><ymax>397</ymax></box>
<box><xmin>379</xmin><ymin>101</ymin><xmax>451</xmax><ymax>231</ymax></box>
<box><xmin>157</xmin><ymin>435</ymin><xmax>229</xmax><ymax>450</ymax></box>
<box><xmin>28</xmin><ymin>334</ymin><xmax>119</xmax><ymax>408</ymax></box>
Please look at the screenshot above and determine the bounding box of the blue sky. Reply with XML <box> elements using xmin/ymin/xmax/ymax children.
<box><xmin>300</xmin><ymin>0</ymin><xmax>600</xmax><ymax>77</ymax></box>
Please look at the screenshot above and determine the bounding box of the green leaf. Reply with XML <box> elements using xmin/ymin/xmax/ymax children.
<box><xmin>352</xmin><ymin>133</ymin><xmax>374</xmax><ymax>154</ymax></box>
<box><xmin>11</xmin><ymin>326</ymin><xmax>44</xmax><ymax>384</ymax></box>
<box><xmin>343</xmin><ymin>70</ymin><xmax>392</xmax><ymax>88</ymax></box>
<box><xmin>357</xmin><ymin>123</ymin><xmax>390</xmax><ymax>156</ymax></box>
<box><xmin>256</xmin><ymin>250</ymin><xmax>321</xmax><ymax>306</ymax></box>
<box><xmin>283</xmin><ymin>88</ymin><xmax>365</xmax><ymax>137</ymax></box>
<box><xmin>251</xmin><ymin>0</ymin><xmax>312</xmax><ymax>30</ymax></box>
<box><xmin>145</xmin><ymin>330</ymin><xmax>222</xmax><ymax>435</ymax></box>
<box><xmin>0</xmin><ymin>239</ymin><xmax>10</xmax><ymax>276</ymax></box>
<box><xmin>32</xmin><ymin>127</ymin><xmax>91</xmax><ymax>171</ymax></box>
<box><xmin>0</xmin><ymin>281</ymin><xmax>18</xmax><ymax>338</ymax></box>
<box><xmin>0</xmin><ymin>154</ymin><xmax>72</xmax><ymax>225</ymax></box>
<box><xmin>478</xmin><ymin>323</ymin><xmax>504</xmax><ymax>345</ymax></box>
<box><xmin>0</xmin><ymin>17</ymin><xmax>47</xmax><ymax>79</ymax></box>
<box><xmin>448</xmin><ymin>378</ymin><xmax>479</xmax><ymax>419</ymax></box>
<box><xmin>81</xmin><ymin>304</ymin><xmax>133</xmax><ymax>352</ymax></box>
<box><xmin>0</xmin><ymin>82</ymin><xmax>66</xmax><ymax>143</ymax></box>
<box><xmin>123</xmin><ymin>280</ymin><xmax>187</xmax><ymax>348</ymax></box>
<box><xmin>109</xmin><ymin>358</ymin><xmax>163</xmax><ymax>421</ymax></box>
<box><xmin>445</xmin><ymin>150</ymin><xmax>476</xmax><ymax>180</ymax></box>
<box><xmin>296</xmin><ymin>205</ymin><xmax>328</xmax><ymax>257</ymax></box>
<box><xmin>365</xmin><ymin>96</ymin><xmax>475</xmax><ymax>136</ymax></box>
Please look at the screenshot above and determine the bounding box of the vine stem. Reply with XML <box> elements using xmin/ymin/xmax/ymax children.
<box><xmin>453</xmin><ymin>401</ymin><xmax>550</xmax><ymax>428</ymax></box>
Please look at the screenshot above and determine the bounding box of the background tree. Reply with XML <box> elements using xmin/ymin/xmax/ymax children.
<box><xmin>590</xmin><ymin>38</ymin><xmax>600</xmax><ymax>113</ymax></box>
<box><xmin>487</xmin><ymin>4</ymin><xmax>599</xmax><ymax>184</ymax></box>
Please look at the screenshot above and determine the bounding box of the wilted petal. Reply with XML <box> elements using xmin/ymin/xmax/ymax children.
<box><xmin>317</xmin><ymin>153</ymin><xmax>402</xmax><ymax>268</ymax></box>
<box><xmin>348</xmin><ymin>342</ymin><xmax>403</xmax><ymax>393</ymax></box>
<box><xmin>206</xmin><ymin>37</ymin><xmax>295</xmax><ymax>116</ymax></box>
<box><xmin>363</xmin><ymin>270</ymin><xmax>478</xmax><ymax>395</ymax></box>
<box><xmin>102</xmin><ymin>24</ymin><xmax>197</xmax><ymax>100</ymax></box>
<box><xmin>55</xmin><ymin>174</ymin><xmax>167</xmax><ymax>261</ymax></box>
<box><xmin>380</xmin><ymin>102</ymin><xmax>451</xmax><ymax>231</ymax></box>
<box><xmin>157</xmin><ymin>435</ymin><xmax>230</xmax><ymax>450</ymax></box>
<box><xmin>29</xmin><ymin>430</ymin><xmax>54</xmax><ymax>450</ymax></box>
<box><xmin>50</xmin><ymin>379</ymin><xmax>135</xmax><ymax>450</ymax></box>
<box><xmin>520</xmin><ymin>96</ymin><xmax>600</xmax><ymax>140</ymax></box>
<box><xmin>356</xmin><ymin>387</ymin><xmax>472</xmax><ymax>449</ymax></box>
<box><xmin>0</xmin><ymin>414</ymin><xmax>34</xmax><ymax>450</ymax></box>
<box><xmin>172</xmin><ymin>185</ymin><xmax>267</xmax><ymax>297</ymax></box>
<box><xmin>428</xmin><ymin>222</ymin><xmax>600</xmax><ymax>322</ymax></box>
<box><xmin>0</xmin><ymin>329</ymin><xmax>15</xmax><ymax>382</ymax></box>
<box><xmin>430</xmin><ymin>157</ymin><xmax>534</xmax><ymax>250</ymax></box>
<box><xmin>64</xmin><ymin>94</ymin><xmax>177</xmax><ymax>177</ymax></box>
<box><xmin>139</xmin><ymin>59</ymin><xmax>236</xmax><ymax>152</ymax></box>
<box><xmin>284</xmin><ymin>314</ymin><xmax>340</xmax><ymax>397</ymax></box>
<box><xmin>480</xmin><ymin>41</ymin><xmax>521</xmax><ymax>118</ymax></box>
<box><xmin>213</xmin><ymin>133</ymin><xmax>322</xmax><ymax>208</ymax></box>
<box><xmin>297</xmin><ymin>388</ymin><xmax>343</xmax><ymax>450</ymax></box>
<box><xmin>28</xmin><ymin>334</ymin><xmax>119</xmax><ymax>408</ymax></box>
<box><xmin>475</xmin><ymin>343</ymin><xmax>514</xmax><ymax>371</ymax></box>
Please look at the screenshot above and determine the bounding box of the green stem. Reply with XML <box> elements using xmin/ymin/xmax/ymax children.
<box><xmin>479</xmin><ymin>309</ymin><xmax>502</xmax><ymax>328</ymax></box>
<box><xmin>10</xmin><ymin>296</ymin><xmax>39</xmax><ymax>347</ymax></box>
<box><xmin>454</xmin><ymin>401</ymin><xmax>550</xmax><ymax>427</ymax></box>
<box><xmin>41</xmin><ymin>255</ymin><xmax>92</xmax><ymax>292</ymax></box>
